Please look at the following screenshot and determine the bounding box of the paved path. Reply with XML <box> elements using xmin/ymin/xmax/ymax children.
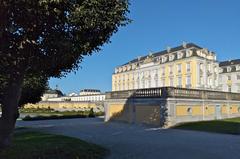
<box><xmin>17</xmin><ymin>118</ymin><xmax>240</xmax><ymax>159</ymax></box>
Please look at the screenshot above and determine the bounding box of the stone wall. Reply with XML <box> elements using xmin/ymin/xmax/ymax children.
<box><xmin>104</xmin><ymin>87</ymin><xmax>240</xmax><ymax>127</ymax></box>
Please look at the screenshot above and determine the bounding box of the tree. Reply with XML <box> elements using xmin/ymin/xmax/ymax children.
<box><xmin>0</xmin><ymin>0</ymin><xmax>130</xmax><ymax>149</ymax></box>
<box><xmin>19</xmin><ymin>75</ymin><xmax>49</xmax><ymax>107</ymax></box>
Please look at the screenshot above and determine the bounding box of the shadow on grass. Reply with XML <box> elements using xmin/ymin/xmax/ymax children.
<box><xmin>0</xmin><ymin>131</ymin><xmax>109</xmax><ymax>159</ymax></box>
<box><xmin>172</xmin><ymin>118</ymin><xmax>240</xmax><ymax>135</ymax></box>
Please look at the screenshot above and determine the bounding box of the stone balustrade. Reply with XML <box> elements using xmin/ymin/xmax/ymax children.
<box><xmin>106</xmin><ymin>87</ymin><xmax>240</xmax><ymax>100</ymax></box>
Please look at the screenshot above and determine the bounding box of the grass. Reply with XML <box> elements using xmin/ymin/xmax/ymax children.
<box><xmin>172</xmin><ymin>117</ymin><xmax>240</xmax><ymax>135</ymax></box>
<box><xmin>0</xmin><ymin>131</ymin><xmax>108</xmax><ymax>159</ymax></box>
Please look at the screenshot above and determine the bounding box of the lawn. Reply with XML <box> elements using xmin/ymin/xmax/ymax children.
<box><xmin>0</xmin><ymin>131</ymin><xmax>108</xmax><ymax>159</ymax></box>
<box><xmin>172</xmin><ymin>117</ymin><xmax>240</xmax><ymax>135</ymax></box>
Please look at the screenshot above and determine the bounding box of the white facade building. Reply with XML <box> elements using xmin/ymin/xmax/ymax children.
<box><xmin>219</xmin><ymin>59</ymin><xmax>240</xmax><ymax>93</ymax></box>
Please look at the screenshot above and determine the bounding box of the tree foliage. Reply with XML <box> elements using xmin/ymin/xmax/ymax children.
<box><xmin>0</xmin><ymin>0</ymin><xmax>129</xmax><ymax>80</ymax></box>
<box><xmin>19</xmin><ymin>75</ymin><xmax>48</xmax><ymax>107</ymax></box>
<box><xmin>0</xmin><ymin>0</ymin><xmax>130</xmax><ymax>148</ymax></box>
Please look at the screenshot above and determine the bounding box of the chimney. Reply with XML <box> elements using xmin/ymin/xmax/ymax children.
<box><xmin>182</xmin><ymin>41</ymin><xmax>187</xmax><ymax>48</ymax></box>
<box><xmin>167</xmin><ymin>46</ymin><xmax>171</xmax><ymax>53</ymax></box>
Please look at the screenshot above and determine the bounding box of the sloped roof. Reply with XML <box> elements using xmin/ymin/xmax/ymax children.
<box><xmin>45</xmin><ymin>89</ymin><xmax>63</xmax><ymax>96</ymax></box>
<box><xmin>219</xmin><ymin>59</ymin><xmax>240</xmax><ymax>67</ymax></box>
<box><xmin>121</xmin><ymin>43</ymin><xmax>203</xmax><ymax>66</ymax></box>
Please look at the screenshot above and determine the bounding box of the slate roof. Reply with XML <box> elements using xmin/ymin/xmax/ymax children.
<box><xmin>121</xmin><ymin>43</ymin><xmax>203</xmax><ymax>66</ymax></box>
<box><xmin>219</xmin><ymin>59</ymin><xmax>240</xmax><ymax>67</ymax></box>
<box><xmin>45</xmin><ymin>89</ymin><xmax>63</xmax><ymax>96</ymax></box>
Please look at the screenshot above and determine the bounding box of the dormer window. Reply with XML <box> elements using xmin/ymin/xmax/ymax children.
<box><xmin>132</xmin><ymin>64</ymin><xmax>136</xmax><ymax>69</ymax></box>
<box><xmin>115</xmin><ymin>68</ymin><xmax>119</xmax><ymax>73</ymax></box>
<box><xmin>186</xmin><ymin>49</ymin><xmax>193</xmax><ymax>57</ymax></box>
<box><xmin>227</xmin><ymin>67</ymin><xmax>232</xmax><ymax>72</ymax></box>
<box><xmin>123</xmin><ymin>66</ymin><xmax>127</xmax><ymax>72</ymax></box>
<box><xmin>236</xmin><ymin>65</ymin><xmax>240</xmax><ymax>71</ymax></box>
<box><xmin>119</xmin><ymin>67</ymin><xmax>122</xmax><ymax>72</ymax></box>
<box><xmin>161</xmin><ymin>56</ymin><xmax>167</xmax><ymax>63</ymax></box>
<box><xmin>177</xmin><ymin>51</ymin><xmax>183</xmax><ymax>59</ymax></box>
<box><xmin>127</xmin><ymin>65</ymin><xmax>131</xmax><ymax>71</ymax></box>
<box><xmin>169</xmin><ymin>54</ymin><xmax>175</xmax><ymax>61</ymax></box>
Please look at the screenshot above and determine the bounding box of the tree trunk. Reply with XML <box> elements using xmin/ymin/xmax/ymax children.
<box><xmin>0</xmin><ymin>77</ymin><xmax>23</xmax><ymax>150</ymax></box>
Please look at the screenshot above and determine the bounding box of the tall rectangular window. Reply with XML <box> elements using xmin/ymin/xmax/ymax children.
<box><xmin>186</xmin><ymin>76</ymin><xmax>191</xmax><ymax>87</ymax></box>
<box><xmin>178</xmin><ymin>76</ymin><xmax>182</xmax><ymax>87</ymax></box>
<box><xmin>186</xmin><ymin>63</ymin><xmax>191</xmax><ymax>72</ymax></box>
<box><xmin>170</xmin><ymin>78</ymin><xmax>174</xmax><ymax>86</ymax></box>
<box><xmin>162</xmin><ymin>79</ymin><xmax>165</xmax><ymax>87</ymax></box>
<box><xmin>162</xmin><ymin>67</ymin><xmax>165</xmax><ymax>76</ymax></box>
<box><xmin>228</xmin><ymin>86</ymin><xmax>232</xmax><ymax>92</ymax></box>
<box><xmin>177</xmin><ymin>64</ymin><xmax>182</xmax><ymax>73</ymax></box>
<box><xmin>169</xmin><ymin>65</ymin><xmax>173</xmax><ymax>74</ymax></box>
<box><xmin>237</xmin><ymin>75</ymin><xmax>240</xmax><ymax>80</ymax></box>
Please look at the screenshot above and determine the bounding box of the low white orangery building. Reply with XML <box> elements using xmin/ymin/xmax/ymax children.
<box><xmin>46</xmin><ymin>89</ymin><xmax>105</xmax><ymax>102</ymax></box>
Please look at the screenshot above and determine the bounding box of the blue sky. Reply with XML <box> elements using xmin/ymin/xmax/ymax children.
<box><xmin>49</xmin><ymin>0</ymin><xmax>240</xmax><ymax>94</ymax></box>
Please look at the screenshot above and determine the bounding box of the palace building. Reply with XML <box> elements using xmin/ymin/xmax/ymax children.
<box><xmin>112</xmin><ymin>43</ymin><xmax>219</xmax><ymax>91</ymax></box>
<box><xmin>219</xmin><ymin>59</ymin><xmax>240</xmax><ymax>93</ymax></box>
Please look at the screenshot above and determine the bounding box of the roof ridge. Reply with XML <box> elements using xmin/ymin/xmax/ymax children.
<box><xmin>120</xmin><ymin>42</ymin><xmax>202</xmax><ymax>66</ymax></box>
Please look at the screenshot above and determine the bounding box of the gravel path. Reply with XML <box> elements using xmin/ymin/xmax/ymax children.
<box><xmin>17</xmin><ymin>118</ymin><xmax>240</xmax><ymax>159</ymax></box>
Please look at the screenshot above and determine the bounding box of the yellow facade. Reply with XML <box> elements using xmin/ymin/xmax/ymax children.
<box><xmin>230</xmin><ymin>105</ymin><xmax>239</xmax><ymax>114</ymax></box>
<box><xmin>192</xmin><ymin>106</ymin><xmax>202</xmax><ymax>116</ymax></box>
<box><xmin>176</xmin><ymin>106</ymin><xmax>190</xmax><ymax>116</ymax></box>
<box><xmin>24</xmin><ymin>102</ymin><xmax>97</xmax><ymax>110</ymax></box>
<box><xmin>112</xmin><ymin>43</ymin><xmax>218</xmax><ymax>91</ymax></box>
<box><xmin>221</xmin><ymin>105</ymin><xmax>228</xmax><ymax>114</ymax></box>
<box><xmin>205</xmin><ymin>106</ymin><xmax>215</xmax><ymax>116</ymax></box>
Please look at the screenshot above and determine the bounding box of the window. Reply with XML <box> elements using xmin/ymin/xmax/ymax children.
<box><xmin>200</xmin><ymin>63</ymin><xmax>204</xmax><ymax>72</ymax></box>
<box><xmin>208</xmin><ymin>63</ymin><xmax>211</xmax><ymax>72</ymax></box>
<box><xmin>186</xmin><ymin>63</ymin><xmax>191</xmax><ymax>72</ymax></box>
<box><xmin>154</xmin><ymin>74</ymin><xmax>158</xmax><ymax>87</ymax></box>
<box><xmin>186</xmin><ymin>76</ymin><xmax>191</xmax><ymax>87</ymax></box>
<box><xmin>170</xmin><ymin>78</ymin><xmax>174</xmax><ymax>86</ymax></box>
<box><xmin>186</xmin><ymin>50</ymin><xmax>193</xmax><ymax>57</ymax></box>
<box><xmin>227</xmin><ymin>67</ymin><xmax>232</xmax><ymax>72</ymax></box>
<box><xmin>177</xmin><ymin>52</ymin><xmax>183</xmax><ymax>59</ymax></box>
<box><xmin>228</xmin><ymin>86</ymin><xmax>232</xmax><ymax>92</ymax></box>
<box><xmin>169</xmin><ymin>65</ymin><xmax>173</xmax><ymax>74</ymax></box>
<box><xmin>228</xmin><ymin>76</ymin><xmax>231</xmax><ymax>80</ymax></box>
<box><xmin>178</xmin><ymin>76</ymin><xmax>182</xmax><ymax>87</ymax></box>
<box><xmin>162</xmin><ymin>79</ymin><xmax>165</xmax><ymax>87</ymax></box>
<box><xmin>208</xmin><ymin>77</ymin><xmax>212</xmax><ymax>86</ymax></box>
<box><xmin>161</xmin><ymin>56</ymin><xmax>167</xmax><ymax>63</ymax></box>
<box><xmin>169</xmin><ymin>54</ymin><xmax>174</xmax><ymax>61</ymax></box>
<box><xmin>200</xmin><ymin>76</ymin><xmax>204</xmax><ymax>85</ymax></box>
<box><xmin>162</xmin><ymin>67</ymin><xmax>165</xmax><ymax>76</ymax></box>
<box><xmin>237</xmin><ymin>75</ymin><xmax>240</xmax><ymax>80</ymax></box>
<box><xmin>155</xmin><ymin>78</ymin><xmax>158</xmax><ymax>87</ymax></box>
<box><xmin>187</xmin><ymin>107</ymin><xmax>192</xmax><ymax>114</ymax></box>
<box><xmin>177</xmin><ymin>64</ymin><xmax>182</xmax><ymax>73</ymax></box>
<box><xmin>141</xmin><ymin>79</ymin><xmax>145</xmax><ymax>88</ymax></box>
<box><xmin>236</xmin><ymin>65</ymin><xmax>240</xmax><ymax>71</ymax></box>
<box><xmin>148</xmin><ymin>79</ymin><xmax>151</xmax><ymax>88</ymax></box>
